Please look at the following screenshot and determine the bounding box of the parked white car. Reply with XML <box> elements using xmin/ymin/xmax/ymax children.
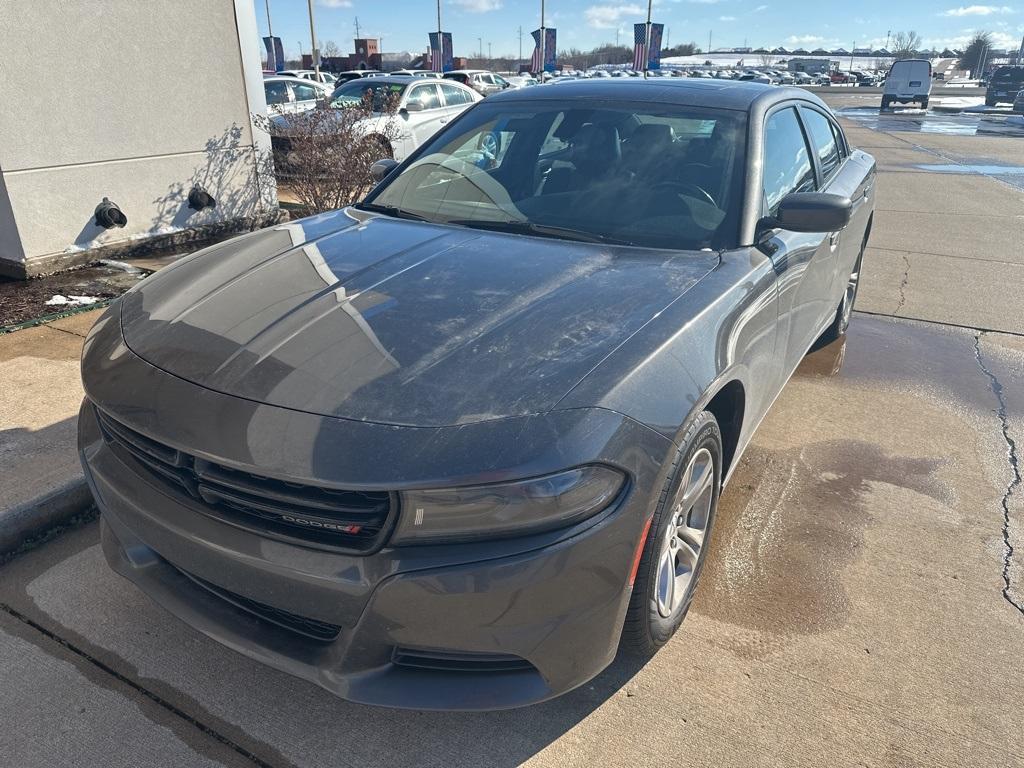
<box><xmin>504</xmin><ymin>74</ymin><xmax>538</xmax><ymax>89</ymax></box>
<box><xmin>263</xmin><ymin>76</ymin><xmax>331</xmax><ymax>114</ymax></box>
<box><xmin>327</xmin><ymin>75</ymin><xmax>482</xmax><ymax>160</ymax></box>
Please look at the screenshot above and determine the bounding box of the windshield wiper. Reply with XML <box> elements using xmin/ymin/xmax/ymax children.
<box><xmin>449</xmin><ymin>219</ymin><xmax>634</xmax><ymax>246</ymax></box>
<box><xmin>357</xmin><ymin>203</ymin><xmax>431</xmax><ymax>222</ymax></box>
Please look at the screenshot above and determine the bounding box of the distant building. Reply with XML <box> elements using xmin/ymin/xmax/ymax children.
<box><xmin>319</xmin><ymin>38</ymin><xmax>383</xmax><ymax>72</ymax></box>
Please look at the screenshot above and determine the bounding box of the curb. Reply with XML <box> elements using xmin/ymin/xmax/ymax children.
<box><xmin>0</xmin><ymin>477</ymin><xmax>95</xmax><ymax>556</ymax></box>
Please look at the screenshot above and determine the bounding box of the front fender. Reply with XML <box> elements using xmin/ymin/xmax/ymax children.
<box><xmin>559</xmin><ymin>249</ymin><xmax>781</xmax><ymax>466</ymax></box>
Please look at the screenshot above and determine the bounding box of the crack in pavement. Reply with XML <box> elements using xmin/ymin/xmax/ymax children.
<box><xmin>973</xmin><ymin>332</ymin><xmax>1024</xmax><ymax>617</ymax></box>
<box><xmin>0</xmin><ymin>602</ymin><xmax>276</xmax><ymax>768</ymax></box>
<box><xmin>895</xmin><ymin>254</ymin><xmax>911</xmax><ymax>315</ymax></box>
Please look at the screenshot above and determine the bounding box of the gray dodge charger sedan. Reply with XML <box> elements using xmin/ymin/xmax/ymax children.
<box><xmin>79</xmin><ymin>80</ymin><xmax>874</xmax><ymax>710</ymax></box>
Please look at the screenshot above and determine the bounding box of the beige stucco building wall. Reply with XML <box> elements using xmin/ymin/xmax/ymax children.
<box><xmin>0</xmin><ymin>0</ymin><xmax>278</xmax><ymax>277</ymax></box>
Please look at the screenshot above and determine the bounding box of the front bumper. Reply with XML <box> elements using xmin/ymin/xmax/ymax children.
<box><xmin>78</xmin><ymin>319</ymin><xmax>673</xmax><ymax>710</ymax></box>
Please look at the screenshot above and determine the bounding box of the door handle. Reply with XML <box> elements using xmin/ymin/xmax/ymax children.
<box><xmin>439</xmin><ymin>117</ymin><xmax>448</xmax><ymax>124</ymax></box>
<box><xmin>829</xmin><ymin>231</ymin><xmax>840</xmax><ymax>249</ymax></box>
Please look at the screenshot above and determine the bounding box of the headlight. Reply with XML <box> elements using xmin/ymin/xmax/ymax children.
<box><xmin>392</xmin><ymin>465</ymin><xmax>626</xmax><ymax>544</ymax></box>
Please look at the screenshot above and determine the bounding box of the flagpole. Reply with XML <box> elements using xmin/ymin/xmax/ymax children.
<box><xmin>644</xmin><ymin>0</ymin><xmax>652</xmax><ymax>78</ymax></box>
<box><xmin>540</xmin><ymin>0</ymin><xmax>546</xmax><ymax>76</ymax></box>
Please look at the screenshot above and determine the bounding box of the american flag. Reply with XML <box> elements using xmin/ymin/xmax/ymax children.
<box><xmin>530</xmin><ymin>28</ymin><xmax>542</xmax><ymax>73</ymax></box>
<box><xmin>429</xmin><ymin>32</ymin><xmax>442</xmax><ymax>72</ymax></box>
<box><xmin>633</xmin><ymin>23</ymin><xmax>649</xmax><ymax>72</ymax></box>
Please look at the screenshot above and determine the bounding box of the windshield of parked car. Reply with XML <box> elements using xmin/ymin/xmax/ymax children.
<box><xmin>362</xmin><ymin>100</ymin><xmax>746</xmax><ymax>250</ymax></box>
<box><xmin>330</xmin><ymin>80</ymin><xmax>406</xmax><ymax>111</ymax></box>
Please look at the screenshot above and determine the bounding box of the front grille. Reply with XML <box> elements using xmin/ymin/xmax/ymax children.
<box><xmin>180</xmin><ymin>568</ymin><xmax>342</xmax><ymax>642</ymax></box>
<box><xmin>392</xmin><ymin>647</ymin><xmax>535</xmax><ymax>674</ymax></box>
<box><xmin>95</xmin><ymin>407</ymin><xmax>395</xmax><ymax>552</ymax></box>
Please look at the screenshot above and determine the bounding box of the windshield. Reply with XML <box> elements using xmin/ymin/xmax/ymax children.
<box><xmin>363</xmin><ymin>101</ymin><xmax>746</xmax><ymax>250</ymax></box>
<box><xmin>330</xmin><ymin>80</ymin><xmax>406</xmax><ymax>111</ymax></box>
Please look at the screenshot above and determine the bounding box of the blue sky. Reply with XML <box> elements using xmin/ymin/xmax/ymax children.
<box><xmin>257</xmin><ymin>0</ymin><xmax>1024</xmax><ymax>60</ymax></box>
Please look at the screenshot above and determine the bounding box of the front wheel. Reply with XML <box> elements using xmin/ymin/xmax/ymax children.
<box><xmin>621</xmin><ymin>411</ymin><xmax>722</xmax><ymax>656</ymax></box>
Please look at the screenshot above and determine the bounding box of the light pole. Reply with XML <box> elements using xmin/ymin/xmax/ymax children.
<box><xmin>478</xmin><ymin>37</ymin><xmax>483</xmax><ymax>59</ymax></box>
<box><xmin>643</xmin><ymin>0</ymin><xmax>652</xmax><ymax>78</ymax></box>
<box><xmin>307</xmin><ymin>0</ymin><xmax>320</xmax><ymax>78</ymax></box>
<box><xmin>488</xmin><ymin>42</ymin><xmax>492</xmax><ymax>60</ymax></box>
<box><xmin>539</xmin><ymin>0</ymin><xmax>545</xmax><ymax>76</ymax></box>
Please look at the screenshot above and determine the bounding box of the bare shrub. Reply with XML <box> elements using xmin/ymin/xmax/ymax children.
<box><xmin>255</xmin><ymin>90</ymin><xmax>401</xmax><ymax>217</ymax></box>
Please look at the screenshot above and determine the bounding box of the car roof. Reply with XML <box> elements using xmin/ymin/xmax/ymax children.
<box><xmin>335</xmin><ymin>75</ymin><xmax>449</xmax><ymax>87</ymax></box>
<box><xmin>485</xmin><ymin>78</ymin><xmax>828</xmax><ymax>113</ymax></box>
<box><xmin>263</xmin><ymin>75</ymin><xmax>328</xmax><ymax>86</ymax></box>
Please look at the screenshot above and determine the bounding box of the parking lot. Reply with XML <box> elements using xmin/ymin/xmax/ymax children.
<box><xmin>2</xmin><ymin>88</ymin><xmax>1022</xmax><ymax>767</ymax></box>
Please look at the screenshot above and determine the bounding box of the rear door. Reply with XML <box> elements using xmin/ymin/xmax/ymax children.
<box><xmin>404</xmin><ymin>82</ymin><xmax>449</xmax><ymax>148</ymax></box>
<box><xmin>438</xmin><ymin>81</ymin><xmax>476</xmax><ymax>121</ymax></box>
<box><xmin>760</xmin><ymin>104</ymin><xmax>833</xmax><ymax>370</ymax></box>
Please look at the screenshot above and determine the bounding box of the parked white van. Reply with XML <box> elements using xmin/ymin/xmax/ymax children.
<box><xmin>881</xmin><ymin>59</ymin><xmax>932</xmax><ymax>110</ymax></box>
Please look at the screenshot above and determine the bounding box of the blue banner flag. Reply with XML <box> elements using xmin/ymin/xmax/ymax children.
<box><xmin>648</xmin><ymin>23</ymin><xmax>664</xmax><ymax>70</ymax></box>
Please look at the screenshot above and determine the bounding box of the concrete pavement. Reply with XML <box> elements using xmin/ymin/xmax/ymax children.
<box><xmin>0</xmin><ymin>310</ymin><xmax>106</xmax><ymax>552</ymax></box>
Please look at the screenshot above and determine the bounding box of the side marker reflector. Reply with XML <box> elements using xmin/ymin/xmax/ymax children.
<box><xmin>628</xmin><ymin>516</ymin><xmax>654</xmax><ymax>587</ymax></box>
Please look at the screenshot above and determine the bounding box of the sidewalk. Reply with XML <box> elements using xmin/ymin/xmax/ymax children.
<box><xmin>0</xmin><ymin>308</ymin><xmax>103</xmax><ymax>552</ymax></box>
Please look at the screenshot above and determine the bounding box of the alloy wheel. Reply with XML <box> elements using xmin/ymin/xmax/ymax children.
<box><xmin>654</xmin><ymin>447</ymin><xmax>715</xmax><ymax>618</ymax></box>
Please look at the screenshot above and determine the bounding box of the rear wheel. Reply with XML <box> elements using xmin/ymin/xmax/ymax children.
<box><xmin>920</xmin><ymin>97</ymin><xmax>929</xmax><ymax>110</ymax></box>
<box><xmin>880</xmin><ymin>96</ymin><xmax>891</xmax><ymax>111</ymax></box>
<box><xmin>621</xmin><ymin>411</ymin><xmax>722</xmax><ymax>656</ymax></box>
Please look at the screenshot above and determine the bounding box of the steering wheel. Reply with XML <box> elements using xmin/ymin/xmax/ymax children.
<box><xmin>650</xmin><ymin>180</ymin><xmax>717</xmax><ymax>208</ymax></box>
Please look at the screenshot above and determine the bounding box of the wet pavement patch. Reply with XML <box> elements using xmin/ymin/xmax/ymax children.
<box><xmin>835</xmin><ymin>107</ymin><xmax>1024</xmax><ymax>138</ymax></box>
<box><xmin>695</xmin><ymin>440</ymin><xmax>946</xmax><ymax>656</ymax></box>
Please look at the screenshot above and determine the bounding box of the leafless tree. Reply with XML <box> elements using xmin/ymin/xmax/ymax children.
<box><xmin>255</xmin><ymin>91</ymin><xmax>401</xmax><ymax>217</ymax></box>
<box><xmin>321</xmin><ymin>39</ymin><xmax>341</xmax><ymax>58</ymax></box>
<box><xmin>759</xmin><ymin>52</ymin><xmax>774</xmax><ymax>67</ymax></box>
<box><xmin>890</xmin><ymin>31</ymin><xmax>922</xmax><ymax>60</ymax></box>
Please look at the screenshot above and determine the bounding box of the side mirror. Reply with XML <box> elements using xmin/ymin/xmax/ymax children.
<box><xmin>402</xmin><ymin>101</ymin><xmax>425</xmax><ymax>113</ymax></box>
<box><xmin>760</xmin><ymin>192</ymin><xmax>853</xmax><ymax>237</ymax></box>
<box><xmin>370</xmin><ymin>158</ymin><xmax>399</xmax><ymax>182</ymax></box>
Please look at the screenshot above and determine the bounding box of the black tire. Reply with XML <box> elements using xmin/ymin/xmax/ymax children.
<box><xmin>920</xmin><ymin>97</ymin><xmax>929</xmax><ymax>110</ymax></box>
<box><xmin>880</xmin><ymin>96</ymin><xmax>891</xmax><ymax>111</ymax></box>
<box><xmin>621</xmin><ymin>410</ymin><xmax>722</xmax><ymax>656</ymax></box>
<box><xmin>985</xmin><ymin>98</ymin><xmax>996</xmax><ymax>107</ymax></box>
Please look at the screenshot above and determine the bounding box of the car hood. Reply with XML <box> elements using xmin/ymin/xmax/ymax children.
<box><xmin>121</xmin><ymin>211</ymin><xmax>717</xmax><ymax>426</ymax></box>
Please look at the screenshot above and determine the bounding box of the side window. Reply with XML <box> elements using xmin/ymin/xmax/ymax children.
<box><xmin>762</xmin><ymin>107</ymin><xmax>815</xmax><ymax>214</ymax></box>
<box><xmin>800</xmin><ymin>107</ymin><xmax>841</xmax><ymax>182</ymax></box>
<box><xmin>439</xmin><ymin>82</ymin><xmax>471</xmax><ymax>106</ymax></box>
<box><xmin>408</xmin><ymin>84</ymin><xmax>442</xmax><ymax>110</ymax></box>
<box><xmin>264</xmin><ymin>81</ymin><xmax>291</xmax><ymax>105</ymax></box>
<box><xmin>830</xmin><ymin>119</ymin><xmax>848</xmax><ymax>158</ymax></box>
<box><xmin>292</xmin><ymin>83</ymin><xmax>320</xmax><ymax>102</ymax></box>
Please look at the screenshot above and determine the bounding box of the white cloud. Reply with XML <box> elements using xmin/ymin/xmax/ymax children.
<box><xmin>584</xmin><ymin>4</ymin><xmax>645</xmax><ymax>28</ymax></box>
<box><xmin>754</xmin><ymin>4</ymin><xmax>769</xmax><ymax>11</ymax></box>
<box><xmin>719</xmin><ymin>15</ymin><xmax>736</xmax><ymax>21</ymax></box>
<box><xmin>318</xmin><ymin>0</ymin><xmax>352</xmax><ymax>7</ymax></box>
<box><xmin>940</xmin><ymin>5</ymin><xmax>1014</xmax><ymax>16</ymax></box>
<box><xmin>450</xmin><ymin>0</ymin><xmax>503</xmax><ymax>11</ymax></box>
<box><xmin>785</xmin><ymin>34</ymin><xmax>825</xmax><ymax>44</ymax></box>
<box><xmin>682</xmin><ymin>0</ymin><xmax>722</xmax><ymax>4</ymax></box>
